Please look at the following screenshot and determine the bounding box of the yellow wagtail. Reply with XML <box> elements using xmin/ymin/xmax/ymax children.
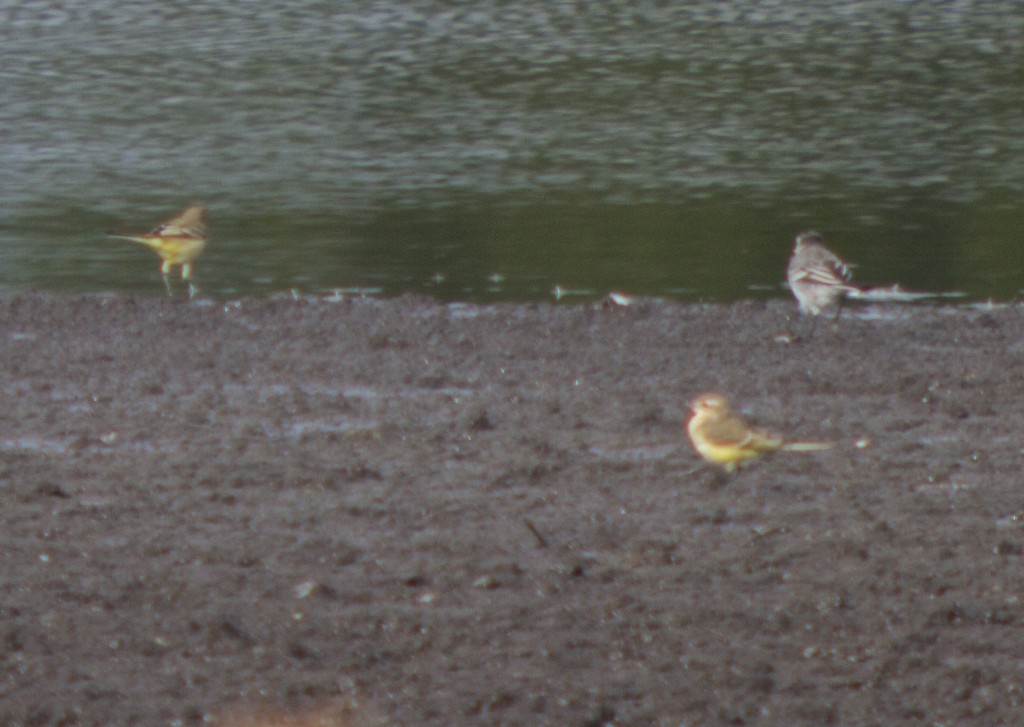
<box><xmin>109</xmin><ymin>204</ymin><xmax>207</xmax><ymax>298</ymax></box>
<box><xmin>686</xmin><ymin>392</ymin><xmax>833</xmax><ymax>474</ymax></box>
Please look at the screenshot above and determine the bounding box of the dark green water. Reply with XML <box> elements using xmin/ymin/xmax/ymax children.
<box><xmin>1</xmin><ymin>2</ymin><xmax>1022</xmax><ymax>301</ymax></box>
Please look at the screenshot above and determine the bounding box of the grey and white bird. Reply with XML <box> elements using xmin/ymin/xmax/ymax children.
<box><xmin>786</xmin><ymin>231</ymin><xmax>864</xmax><ymax>321</ymax></box>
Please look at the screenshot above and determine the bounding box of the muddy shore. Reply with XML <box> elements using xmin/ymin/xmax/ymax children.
<box><xmin>2</xmin><ymin>293</ymin><xmax>1023</xmax><ymax>726</ymax></box>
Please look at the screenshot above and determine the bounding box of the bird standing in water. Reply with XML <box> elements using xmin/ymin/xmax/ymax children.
<box><xmin>109</xmin><ymin>204</ymin><xmax>207</xmax><ymax>298</ymax></box>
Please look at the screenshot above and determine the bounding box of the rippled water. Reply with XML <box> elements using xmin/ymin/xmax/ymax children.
<box><xmin>1</xmin><ymin>1</ymin><xmax>1022</xmax><ymax>301</ymax></box>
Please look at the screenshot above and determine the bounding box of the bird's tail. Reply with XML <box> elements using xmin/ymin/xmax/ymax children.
<box><xmin>108</xmin><ymin>233</ymin><xmax>150</xmax><ymax>243</ymax></box>
<box><xmin>780</xmin><ymin>441</ymin><xmax>834</xmax><ymax>452</ymax></box>
<box><xmin>108</xmin><ymin>233</ymin><xmax>162</xmax><ymax>251</ymax></box>
<box><xmin>843</xmin><ymin>282</ymin><xmax>873</xmax><ymax>297</ymax></box>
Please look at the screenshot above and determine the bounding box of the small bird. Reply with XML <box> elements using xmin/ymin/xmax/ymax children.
<box><xmin>786</xmin><ymin>231</ymin><xmax>864</xmax><ymax>326</ymax></box>
<box><xmin>109</xmin><ymin>204</ymin><xmax>207</xmax><ymax>298</ymax></box>
<box><xmin>686</xmin><ymin>392</ymin><xmax>833</xmax><ymax>474</ymax></box>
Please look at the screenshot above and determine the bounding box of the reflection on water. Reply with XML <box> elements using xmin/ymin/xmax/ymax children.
<box><xmin>0</xmin><ymin>1</ymin><xmax>1022</xmax><ymax>301</ymax></box>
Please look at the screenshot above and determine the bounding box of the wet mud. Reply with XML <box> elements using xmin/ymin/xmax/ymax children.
<box><xmin>2</xmin><ymin>293</ymin><xmax>1023</xmax><ymax>726</ymax></box>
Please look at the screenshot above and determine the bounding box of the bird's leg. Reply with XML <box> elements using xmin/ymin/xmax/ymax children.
<box><xmin>804</xmin><ymin>315</ymin><xmax>819</xmax><ymax>339</ymax></box>
<box><xmin>679</xmin><ymin>464</ymin><xmax>705</xmax><ymax>478</ymax></box>
<box><xmin>703</xmin><ymin>468</ymin><xmax>731</xmax><ymax>489</ymax></box>
<box><xmin>833</xmin><ymin>297</ymin><xmax>845</xmax><ymax>323</ymax></box>
<box><xmin>680</xmin><ymin>462</ymin><xmax>728</xmax><ymax>489</ymax></box>
<box><xmin>160</xmin><ymin>260</ymin><xmax>174</xmax><ymax>297</ymax></box>
<box><xmin>182</xmin><ymin>263</ymin><xmax>198</xmax><ymax>299</ymax></box>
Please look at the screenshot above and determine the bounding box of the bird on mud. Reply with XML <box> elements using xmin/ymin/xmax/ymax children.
<box><xmin>685</xmin><ymin>392</ymin><xmax>832</xmax><ymax>475</ymax></box>
<box><xmin>109</xmin><ymin>204</ymin><xmax>207</xmax><ymax>298</ymax></box>
<box><xmin>786</xmin><ymin>231</ymin><xmax>866</xmax><ymax>333</ymax></box>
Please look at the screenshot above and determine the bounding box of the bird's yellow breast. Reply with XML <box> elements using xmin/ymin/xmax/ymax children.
<box><xmin>688</xmin><ymin>432</ymin><xmax>764</xmax><ymax>468</ymax></box>
<box><xmin>136</xmin><ymin>235</ymin><xmax>206</xmax><ymax>265</ymax></box>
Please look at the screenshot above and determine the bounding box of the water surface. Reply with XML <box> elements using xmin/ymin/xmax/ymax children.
<box><xmin>1</xmin><ymin>1</ymin><xmax>1022</xmax><ymax>301</ymax></box>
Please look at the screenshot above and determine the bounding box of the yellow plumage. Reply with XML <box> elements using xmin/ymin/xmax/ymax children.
<box><xmin>109</xmin><ymin>204</ymin><xmax>207</xmax><ymax>297</ymax></box>
<box><xmin>686</xmin><ymin>393</ymin><xmax>832</xmax><ymax>473</ymax></box>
